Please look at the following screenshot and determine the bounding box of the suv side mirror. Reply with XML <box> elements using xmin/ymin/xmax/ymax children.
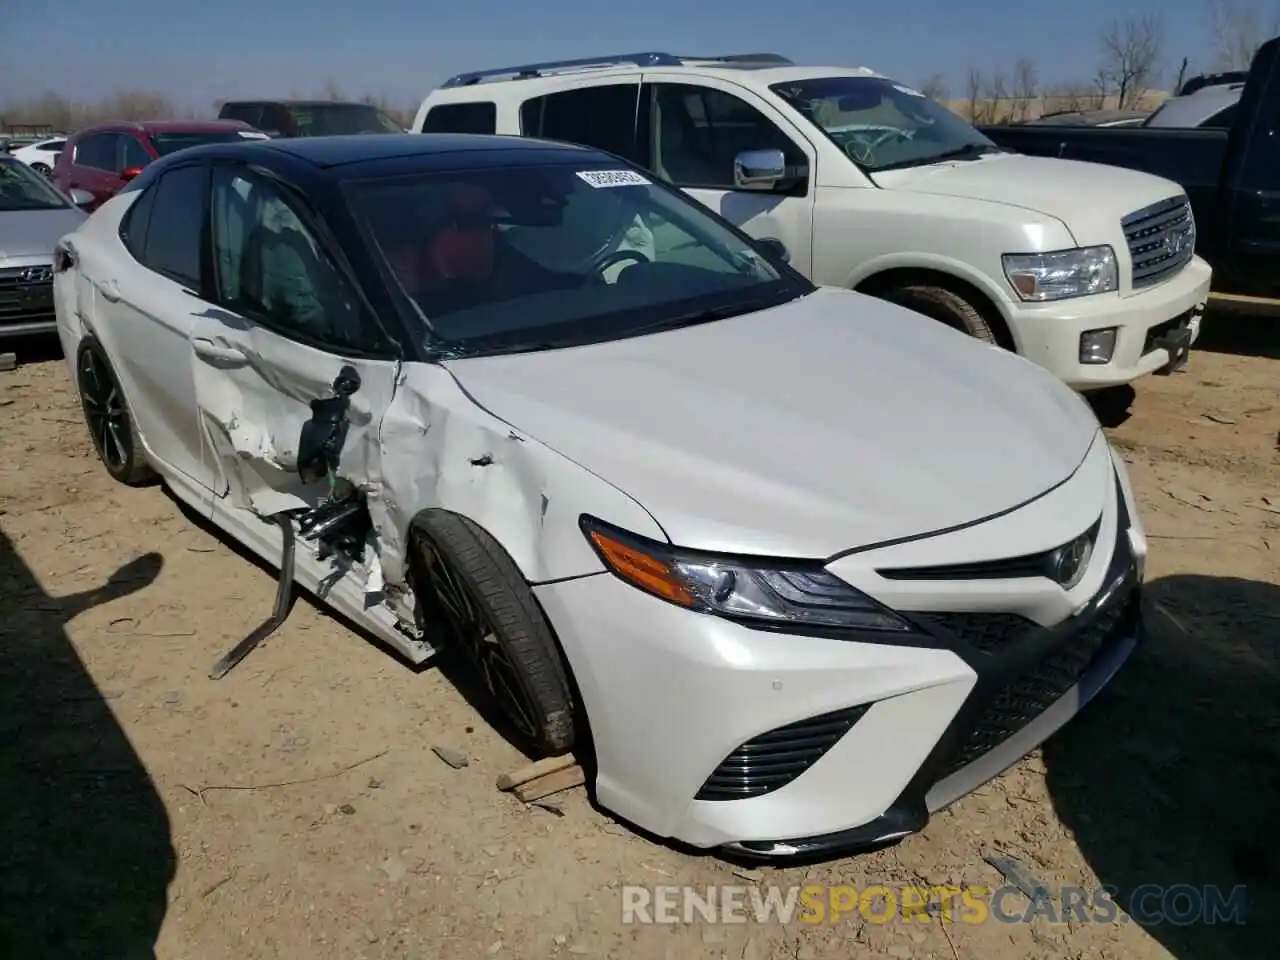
<box><xmin>69</xmin><ymin>188</ymin><xmax>95</xmax><ymax>208</ymax></box>
<box><xmin>734</xmin><ymin>148</ymin><xmax>787</xmax><ymax>189</ymax></box>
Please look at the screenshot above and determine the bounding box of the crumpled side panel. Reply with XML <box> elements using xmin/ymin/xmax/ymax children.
<box><xmin>371</xmin><ymin>363</ymin><xmax>667</xmax><ymax>588</ymax></box>
<box><xmin>191</xmin><ymin>311</ymin><xmax>398</xmax><ymax>518</ymax></box>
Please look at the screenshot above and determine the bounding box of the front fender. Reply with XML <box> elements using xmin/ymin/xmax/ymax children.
<box><xmin>374</xmin><ymin>362</ymin><xmax>669</xmax><ymax>589</ymax></box>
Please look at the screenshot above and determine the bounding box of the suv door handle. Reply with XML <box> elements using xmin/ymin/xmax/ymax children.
<box><xmin>96</xmin><ymin>278</ymin><xmax>122</xmax><ymax>302</ymax></box>
<box><xmin>192</xmin><ymin>337</ymin><xmax>248</xmax><ymax>365</ymax></box>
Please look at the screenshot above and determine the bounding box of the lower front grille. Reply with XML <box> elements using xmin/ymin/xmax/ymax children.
<box><xmin>1142</xmin><ymin>309</ymin><xmax>1194</xmax><ymax>356</ymax></box>
<box><xmin>695</xmin><ymin>703</ymin><xmax>871</xmax><ymax>801</ymax></box>
<box><xmin>1123</xmin><ymin>196</ymin><xmax>1195</xmax><ymax>290</ymax></box>
<box><xmin>0</xmin><ymin>266</ymin><xmax>55</xmax><ymax>327</ymax></box>
<box><xmin>943</xmin><ymin>583</ymin><xmax>1139</xmax><ymax>776</ymax></box>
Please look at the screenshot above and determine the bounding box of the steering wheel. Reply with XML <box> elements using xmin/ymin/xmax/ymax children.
<box><xmin>593</xmin><ymin>249</ymin><xmax>650</xmax><ymax>278</ymax></box>
<box><xmin>845</xmin><ymin>128</ymin><xmax>913</xmax><ymax>164</ymax></box>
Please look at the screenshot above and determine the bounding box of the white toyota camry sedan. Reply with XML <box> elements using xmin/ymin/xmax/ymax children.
<box><xmin>52</xmin><ymin>133</ymin><xmax>1148</xmax><ymax>860</ymax></box>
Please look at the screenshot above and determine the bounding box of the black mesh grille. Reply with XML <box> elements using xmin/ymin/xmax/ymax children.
<box><xmin>0</xmin><ymin>266</ymin><xmax>54</xmax><ymax>327</ymax></box>
<box><xmin>944</xmin><ymin>583</ymin><xmax>1139</xmax><ymax>776</ymax></box>
<box><xmin>696</xmin><ymin>703</ymin><xmax>871</xmax><ymax>801</ymax></box>
<box><xmin>911</xmin><ymin>612</ymin><xmax>1037</xmax><ymax>653</ymax></box>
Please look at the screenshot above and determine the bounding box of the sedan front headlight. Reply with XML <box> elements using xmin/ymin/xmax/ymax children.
<box><xmin>1002</xmin><ymin>246</ymin><xmax>1118</xmax><ymax>302</ymax></box>
<box><xmin>580</xmin><ymin>516</ymin><xmax>912</xmax><ymax>632</ymax></box>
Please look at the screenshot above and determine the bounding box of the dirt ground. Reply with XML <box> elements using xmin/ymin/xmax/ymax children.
<box><xmin>1</xmin><ymin>312</ymin><xmax>1277</xmax><ymax>960</ymax></box>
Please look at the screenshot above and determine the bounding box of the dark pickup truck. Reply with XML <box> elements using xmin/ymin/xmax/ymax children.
<box><xmin>980</xmin><ymin>35</ymin><xmax>1280</xmax><ymax>302</ymax></box>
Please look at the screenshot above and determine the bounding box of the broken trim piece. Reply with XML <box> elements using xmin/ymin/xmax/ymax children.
<box><xmin>209</xmin><ymin>513</ymin><xmax>297</xmax><ymax>679</ymax></box>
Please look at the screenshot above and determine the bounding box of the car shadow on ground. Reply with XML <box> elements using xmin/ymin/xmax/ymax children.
<box><xmin>1197</xmin><ymin>303</ymin><xmax>1280</xmax><ymax>360</ymax></box>
<box><xmin>1044</xmin><ymin>574</ymin><xmax>1280</xmax><ymax>960</ymax></box>
<box><xmin>3</xmin><ymin>334</ymin><xmax>63</xmax><ymax>366</ymax></box>
<box><xmin>0</xmin><ymin>529</ymin><xmax>174</xmax><ymax>958</ymax></box>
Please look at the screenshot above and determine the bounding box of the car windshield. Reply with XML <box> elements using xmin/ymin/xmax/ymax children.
<box><xmin>151</xmin><ymin>131</ymin><xmax>256</xmax><ymax>156</ymax></box>
<box><xmin>345</xmin><ymin>161</ymin><xmax>808</xmax><ymax>358</ymax></box>
<box><xmin>289</xmin><ymin>104</ymin><xmax>403</xmax><ymax>136</ymax></box>
<box><xmin>0</xmin><ymin>156</ymin><xmax>69</xmax><ymax>211</ymax></box>
<box><xmin>771</xmin><ymin>76</ymin><xmax>1004</xmax><ymax>172</ymax></box>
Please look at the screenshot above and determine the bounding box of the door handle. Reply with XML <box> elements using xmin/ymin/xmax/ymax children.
<box><xmin>97</xmin><ymin>278</ymin><xmax>122</xmax><ymax>302</ymax></box>
<box><xmin>192</xmin><ymin>337</ymin><xmax>248</xmax><ymax>365</ymax></box>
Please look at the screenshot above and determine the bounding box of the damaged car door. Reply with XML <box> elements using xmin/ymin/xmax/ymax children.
<box><xmin>192</xmin><ymin>162</ymin><xmax>403</xmax><ymax>584</ymax></box>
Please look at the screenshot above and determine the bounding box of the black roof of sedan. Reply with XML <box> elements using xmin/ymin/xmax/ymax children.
<box><xmin>211</xmin><ymin>133</ymin><xmax>594</xmax><ymax>169</ymax></box>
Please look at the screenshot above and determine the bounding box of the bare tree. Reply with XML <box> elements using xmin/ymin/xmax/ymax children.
<box><xmin>1172</xmin><ymin>56</ymin><xmax>1191</xmax><ymax>93</ymax></box>
<box><xmin>1098</xmin><ymin>13</ymin><xmax>1167</xmax><ymax>109</ymax></box>
<box><xmin>1011</xmin><ymin>58</ymin><xmax>1038</xmax><ymax>120</ymax></box>
<box><xmin>1206</xmin><ymin>0</ymin><xmax>1280</xmax><ymax>69</ymax></box>
<box><xmin>918</xmin><ymin>72</ymin><xmax>949</xmax><ymax>102</ymax></box>
<box><xmin>965</xmin><ymin>66</ymin><xmax>986</xmax><ymax>122</ymax></box>
<box><xmin>321</xmin><ymin>77</ymin><xmax>345</xmax><ymax>100</ymax></box>
<box><xmin>1047</xmin><ymin>82</ymin><xmax>1092</xmax><ymax>113</ymax></box>
<box><xmin>983</xmin><ymin>68</ymin><xmax>1010</xmax><ymax>122</ymax></box>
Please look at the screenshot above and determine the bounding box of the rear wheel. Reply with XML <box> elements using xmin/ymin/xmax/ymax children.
<box><xmin>75</xmin><ymin>338</ymin><xmax>155</xmax><ymax>486</ymax></box>
<box><xmin>409</xmin><ymin>511</ymin><xmax>575</xmax><ymax>756</ymax></box>
<box><xmin>880</xmin><ymin>283</ymin><xmax>1000</xmax><ymax>345</ymax></box>
<box><xmin>31</xmin><ymin>162</ymin><xmax>52</xmax><ymax>177</ymax></box>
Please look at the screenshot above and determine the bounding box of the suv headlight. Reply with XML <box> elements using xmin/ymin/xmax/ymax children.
<box><xmin>1002</xmin><ymin>246</ymin><xmax>1118</xmax><ymax>302</ymax></box>
<box><xmin>580</xmin><ymin>516</ymin><xmax>912</xmax><ymax>632</ymax></box>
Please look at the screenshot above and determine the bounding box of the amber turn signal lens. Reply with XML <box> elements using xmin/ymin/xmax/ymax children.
<box><xmin>589</xmin><ymin>530</ymin><xmax>695</xmax><ymax>607</ymax></box>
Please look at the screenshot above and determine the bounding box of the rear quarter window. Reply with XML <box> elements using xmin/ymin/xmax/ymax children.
<box><xmin>420</xmin><ymin>102</ymin><xmax>498</xmax><ymax>134</ymax></box>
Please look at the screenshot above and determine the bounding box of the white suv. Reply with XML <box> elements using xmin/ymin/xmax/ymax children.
<box><xmin>413</xmin><ymin>51</ymin><xmax>1212</xmax><ymax>392</ymax></box>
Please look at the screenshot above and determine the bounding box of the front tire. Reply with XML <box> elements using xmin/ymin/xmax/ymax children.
<box><xmin>409</xmin><ymin>511</ymin><xmax>575</xmax><ymax>756</ymax></box>
<box><xmin>75</xmin><ymin>338</ymin><xmax>155</xmax><ymax>486</ymax></box>
<box><xmin>881</xmin><ymin>283</ymin><xmax>999</xmax><ymax>345</ymax></box>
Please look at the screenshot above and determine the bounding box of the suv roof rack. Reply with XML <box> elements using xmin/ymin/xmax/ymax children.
<box><xmin>442</xmin><ymin>51</ymin><xmax>793</xmax><ymax>88</ymax></box>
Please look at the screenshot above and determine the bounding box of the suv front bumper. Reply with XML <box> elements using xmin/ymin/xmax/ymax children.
<box><xmin>1009</xmin><ymin>255</ymin><xmax>1211</xmax><ymax>391</ymax></box>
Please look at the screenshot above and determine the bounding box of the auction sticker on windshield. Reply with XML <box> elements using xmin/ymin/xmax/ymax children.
<box><xmin>577</xmin><ymin>169</ymin><xmax>650</xmax><ymax>188</ymax></box>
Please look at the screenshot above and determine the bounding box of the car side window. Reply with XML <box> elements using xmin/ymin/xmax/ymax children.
<box><xmin>76</xmin><ymin>133</ymin><xmax>119</xmax><ymax>171</ymax></box>
<box><xmin>121</xmin><ymin>135</ymin><xmax>150</xmax><ymax>169</ymax></box>
<box><xmin>648</xmin><ymin>83</ymin><xmax>806</xmax><ymax>190</ymax></box>
<box><xmin>209</xmin><ymin>166</ymin><xmax>378</xmax><ymax>351</ymax></box>
<box><xmin>119</xmin><ymin>183</ymin><xmax>158</xmax><ymax>260</ymax></box>
<box><xmin>421</xmin><ymin>101</ymin><xmax>497</xmax><ymax>134</ymax></box>
<box><xmin>519</xmin><ymin>83</ymin><xmax>642</xmax><ymax>163</ymax></box>
<box><xmin>140</xmin><ymin>165</ymin><xmax>209</xmax><ymax>287</ymax></box>
<box><xmin>41</xmin><ymin>140</ymin><xmax>65</xmax><ymax>152</ymax></box>
<box><xmin>222</xmin><ymin>103</ymin><xmax>263</xmax><ymax>127</ymax></box>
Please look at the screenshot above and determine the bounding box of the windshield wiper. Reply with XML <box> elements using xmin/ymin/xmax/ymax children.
<box><xmin>626</xmin><ymin>300</ymin><xmax>780</xmax><ymax>338</ymax></box>
<box><xmin>873</xmin><ymin>143</ymin><xmax>1010</xmax><ymax>173</ymax></box>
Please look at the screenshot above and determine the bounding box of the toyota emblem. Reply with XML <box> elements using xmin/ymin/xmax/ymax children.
<box><xmin>1050</xmin><ymin>533</ymin><xmax>1094</xmax><ymax>590</ymax></box>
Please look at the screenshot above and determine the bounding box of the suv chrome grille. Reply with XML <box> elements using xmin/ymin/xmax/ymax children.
<box><xmin>1122</xmin><ymin>196</ymin><xmax>1195</xmax><ymax>290</ymax></box>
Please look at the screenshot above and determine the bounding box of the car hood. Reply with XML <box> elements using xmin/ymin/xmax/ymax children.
<box><xmin>871</xmin><ymin>153</ymin><xmax>1183</xmax><ymax>246</ymax></box>
<box><xmin>0</xmin><ymin>207</ymin><xmax>85</xmax><ymax>260</ymax></box>
<box><xmin>442</xmin><ymin>288</ymin><xmax>1100</xmax><ymax>558</ymax></box>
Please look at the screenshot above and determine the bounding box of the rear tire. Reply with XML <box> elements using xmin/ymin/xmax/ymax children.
<box><xmin>881</xmin><ymin>283</ymin><xmax>999</xmax><ymax>345</ymax></box>
<box><xmin>75</xmin><ymin>338</ymin><xmax>155</xmax><ymax>486</ymax></box>
<box><xmin>32</xmin><ymin>162</ymin><xmax>52</xmax><ymax>177</ymax></box>
<box><xmin>409</xmin><ymin>511</ymin><xmax>576</xmax><ymax>756</ymax></box>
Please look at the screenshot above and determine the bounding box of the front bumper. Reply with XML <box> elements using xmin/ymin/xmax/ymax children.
<box><xmin>534</xmin><ymin>444</ymin><xmax>1144</xmax><ymax>856</ymax></box>
<box><xmin>1008</xmin><ymin>255</ymin><xmax>1211</xmax><ymax>391</ymax></box>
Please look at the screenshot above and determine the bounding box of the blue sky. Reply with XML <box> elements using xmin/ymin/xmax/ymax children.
<box><xmin>3</xmin><ymin>0</ymin><xmax>1227</xmax><ymax>110</ymax></box>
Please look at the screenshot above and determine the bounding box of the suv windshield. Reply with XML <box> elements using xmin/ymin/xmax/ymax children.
<box><xmin>151</xmin><ymin>131</ymin><xmax>255</xmax><ymax>156</ymax></box>
<box><xmin>771</xmin><ymin>76</ymin><xmax>1003</xmax><ymax>172</ymax></box>
<box><xmin>289</xmin><ymin>104</ymin><xmax>403</xmax><ymax>136</ymax></box>
<box><xmin>0</xmin><ymin>156</ymin><xmax>70</xmax><ymax>211</ymax></box>
<box><xmin>346</xmin><ymin>161</ymin><xmax>808</xmax><ymax>357</ymax></box>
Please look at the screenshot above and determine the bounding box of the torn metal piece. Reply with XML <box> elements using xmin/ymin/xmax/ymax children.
<box><xmin>209</xmin><ymin>513</ymin><xmax>297</xmax><ymax>679</ymax></box>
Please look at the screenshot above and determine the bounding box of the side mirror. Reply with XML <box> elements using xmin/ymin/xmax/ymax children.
<box><xmin>119</xmin><ymin>165</ymin><xmax>145</xmax><ymax>182</ymax></box>
<box><xmin>69</xmin><ymin>188</ymin><xmax>95</xmax><ymax>208</ymax></box>
<box><xmin>755</xmin><ymin>237</ymin><xmax>790</xmax><ymax>263</ymax></box>
<box><xmin>734</xmin><ymin>148</ymin><xmax>787</xmax><ymax>190</ymax></box>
